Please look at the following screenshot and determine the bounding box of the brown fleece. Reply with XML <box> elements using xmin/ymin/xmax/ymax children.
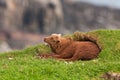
<box><xmin>38</xmin><ymin>34</ymin><xmax>101</xmax><ymax>61</ymax></box>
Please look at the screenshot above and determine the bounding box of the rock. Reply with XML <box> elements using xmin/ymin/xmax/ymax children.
<box><xmin>1</xmin><ymin>0</ymin><xmax>120</xmax><ymax>34</ymax></box>
<box><xmin>62</xmin><ymin>0</ymin><xmax>120</xmax><ymax>32</ymax></box>
<box><xmin>0</xmin><ymin>0</ymin><xmax>65</xmax><ymax>34</ymax></box>
<box><xmin>0</xmin><ymin>29</ymin><xmax>46</xmax><ymax>49</ymax></box>
<box><xmin>101</xmin><ymin>72</ymin><xmax>120</xmax><ymax>80</ymax></box>
<box><xmin>0</xmin><ymin>41</ymin><xmax>12</xmax><ymax>52</ymax></box>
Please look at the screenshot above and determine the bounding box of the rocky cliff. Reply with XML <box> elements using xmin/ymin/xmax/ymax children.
<box><xmin>1</xmin><ymin>0</ymin><xmax>120</xmax><ymax>34</ymax></box>
<box><xmin>62</xmin><ymin>0</ymin><xmax>120</xmax><ymax>32</ymax></box>
<box><xmin>0</xmin><ymin>0</ymin><xmax>65</xmax><ymax>34</ymax></box>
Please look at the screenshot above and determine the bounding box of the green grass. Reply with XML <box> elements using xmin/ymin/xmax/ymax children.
<box><xmin>0</xmin><ymin>29</ymin><xmax>120</xmax><ymax>80</ymax></box>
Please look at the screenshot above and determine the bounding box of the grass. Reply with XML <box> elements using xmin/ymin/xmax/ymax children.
<box><xmin>0</xmin><ymin>29</ymin><xmax>120</xmax><ymax>80</ymax></box>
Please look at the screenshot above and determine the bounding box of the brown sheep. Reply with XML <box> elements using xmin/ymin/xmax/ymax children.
<box><xmin>38</xmin><ymin>34</ymin><xmax>101</xmax><ymax>61</ymax></box>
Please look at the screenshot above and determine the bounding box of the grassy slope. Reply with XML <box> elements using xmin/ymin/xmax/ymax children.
<box><xmin>0</xmin><ymin>30</ymin><xmax>120</xmax><ymax>80</ymax></box>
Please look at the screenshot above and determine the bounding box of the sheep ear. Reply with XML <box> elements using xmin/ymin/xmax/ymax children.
<box><xmin>57</xmin><ymin>34</ymin><xmax>61</xmax><ymax>37</ymax></box>
<box><xmin>51</xmin><ymin>33</ymin><xmax>61</xmax><ymax>37</ymax></box>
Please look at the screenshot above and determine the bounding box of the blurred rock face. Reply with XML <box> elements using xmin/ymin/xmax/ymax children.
<box><xmin>1</xmin><ymin>0</ymin><xmax>65</xmax><ymax>34</ymax></box>
<box><xmin>1</xmin><ymin>0</ymin><xmax>120</xmax><ymax>34</ymax></box>
<box><xmin>0</xmin><ymin>41</ymin><xmax>11</xmax><ymax>52</ymax></box>
<box><xmin>0</xmin><ymin>29</ymin><xmax>46</xmax><ymax>49</ymax></box>
<box><xmin>62</xmin><ymin>0</ymin><xmax>120</xmax><ymax>32</ymax></box>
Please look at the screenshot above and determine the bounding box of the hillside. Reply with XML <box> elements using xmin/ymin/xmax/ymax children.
<box><xmin>0</xmin><ymin>30</ymin><xmax>120</xmax><ymax>80</ymax></box>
